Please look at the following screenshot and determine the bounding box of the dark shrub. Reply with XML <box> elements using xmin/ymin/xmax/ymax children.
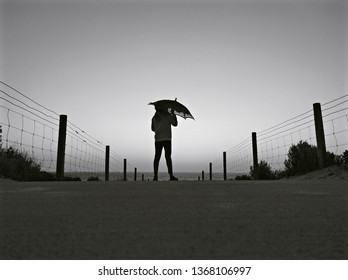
<box><xmin>64</xmin><ymin>176</ymin><xmax>81</xmax><ymax>181</ymax></box>
<box><xmin>235</xmin><ymin>174</ymin><xmax>252</xmax><ymax>180</ymax></box>
<box><xmin>250</xmin><ymin>160</ymin><xmax>278</xmax><ymax>180</ymax></box>
<box><xmin>0</xmin><ymin>147</ymin><xmax>55</xmax><ymax>181</ymax></box>
<box><xmin>326</xmin><ymin>151</ymin><xmax>336</xmax><ymax>167</ymax></box>
<box><xmin>343</xmin><ymin>150</ymin><xmax>348</xmax><ymax>164</ymax></box>
<box><xmin>335</xmin><ymin>150</ymin><xmax>348</xmax><ymax>170</ymax></box>
<box><xmin>284</xmin><ymin>141</ymin><xmax>319</xmax><ymax>176</ymax></box>
<box><xmin>87</xmin><ymin>176</ymin><xmax>99</xmax><ymax>181</ymax></box>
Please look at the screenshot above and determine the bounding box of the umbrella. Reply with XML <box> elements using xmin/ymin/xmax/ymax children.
<box><xmin>149</xmin><ymin>98</ymin><xmax>194</xmax><ymax>120</ymax></box>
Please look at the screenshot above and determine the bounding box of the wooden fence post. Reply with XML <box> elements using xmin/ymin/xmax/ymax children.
<box><xmin>223</xmin><ymin>151</ymin><xmax>227</xmax><ymax>180</ymax></box>
<box><xmin>313</xmin><ymin>103</ymin><xmax>327</xmax><ymax>168</ymax></box>
<box><xmin>209</xmin><ymin>162</ymin><xmax>212</xmax><ymax>180</ymax></box>
<box><xmin>105</xmin><ymin>145</ymin><xmax>110</xmax><ymax>181</ymax></box>
<box><xmin>56</xmin><ymin>115</ymin><xmax>67</xmax><ymax>181</ymax></box>
<box><xmin>0</xmin><ymin>125</ymin><xmax>2</xmax><ymax>148</ymax></box>
<box><xmin>123</xmin><ymin>159</ymin><xmax>127</xmax><ymax>181</ymax></box>
<box><xmin>252</xmin><ymin>132</ymin><xmax>259</xmax><ymax>180</ymax></box>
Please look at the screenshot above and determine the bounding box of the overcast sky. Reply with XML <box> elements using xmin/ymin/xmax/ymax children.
<box><xmin>1</xmin><ymin>0</ymin><xmax>347</xmax><ymax>172</ymax></box>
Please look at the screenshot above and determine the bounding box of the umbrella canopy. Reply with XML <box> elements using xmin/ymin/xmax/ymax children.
<box><xmin>149</xmin><ymin>98</ymin><xmax>194</xmax><ymax>120</ymax></box>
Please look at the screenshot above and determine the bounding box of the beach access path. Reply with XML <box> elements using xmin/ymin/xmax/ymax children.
<box><xmin>0</xmin><ymin>179</ymin><xmax>347</xmax><ymax>260</ymax></box>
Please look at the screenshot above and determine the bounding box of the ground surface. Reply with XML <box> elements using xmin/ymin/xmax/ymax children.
<box><xmin>0</xmin><ymin>179</ymin><xmax>347</xmax><ymax>260</ymax></box>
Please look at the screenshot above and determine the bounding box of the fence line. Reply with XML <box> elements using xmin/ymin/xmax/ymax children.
<box><xmin>225</xmin><ymin>137</ymin><xmax>253</xmax><ymax>176</ymax></box>
<box><xmin>256</xmin><ymin>108</ymin><xmax>316</xmax><ymax>171</ymax></box>
<box><xmin>1</xmin><ymin>81</ymin><xmax>347</xmax><ymax>181</ymax></box>
<box><xmin>0</xmin><ymin>81</ymin><xmax>129</xmax><ymax>181</ymax></box>
<box><xmin>0</xmin><ymin>89</ymin><xmax>60</xmax><ymax>172</ymax></box>
<box><xmin>206</xmin><ymin>94</ymin><xmax>348</xmax><ymax>180</ymax></box>
<box><xmin>321</xmin><ymin>96</ymin><xmax>348</xmax><ymax>154</ymax></box>
<box><xmin>0</xmin><ymin>81</ymin><xmax>60</xmax><ymax>117</ymax></box>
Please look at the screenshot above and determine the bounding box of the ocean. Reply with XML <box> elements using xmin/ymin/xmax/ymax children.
<box><xmin>64</xmin><ymin>171</ymin><xmax>227</xmax><ymax>181</ymax></box>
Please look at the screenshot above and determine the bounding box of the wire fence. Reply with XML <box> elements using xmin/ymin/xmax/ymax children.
<box><xmin>257</xmin><ymin>95</ymin><xmax>348</xmax><ymax>170</ymax></box>
<box><xmin>210</xmin><ymin>137</ymin><xmax>252</xmax><ymax>179</ymax></box>
<box><xmin>210</xmin><ymin>95</ymin><xmax>348</xmax><ymax>178</ymax></box>
<box><xmin>322</xmin><ymin>96</ymin><xmax>348</xmax><ymax>154</ymax></box>
<box><xmin>1</xmin><ymin>81</ymin><xmax>347</xmax><ymax>181</ymax></box>
<box><xmin>0</xmin><ymin>81</ymin><xmax>129</xmax><ymax>181</ymax></box>
<box><xmin>256</xmin><ymin>109</ymin><xmax>316</xmax><ymax>171</ymax></box>
<box><xmin>0</xmin><ymin>82</ymin><xmax>60</xmax><ymax>172</ymax></box>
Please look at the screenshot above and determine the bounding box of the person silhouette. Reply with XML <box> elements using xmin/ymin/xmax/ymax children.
<box><xmin>151</xmin><ymin>106</ymin><xmax>178</xmax><ymax>181</ymax></box>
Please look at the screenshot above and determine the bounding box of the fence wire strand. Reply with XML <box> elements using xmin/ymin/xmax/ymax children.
<box><xmin>209</xmin><ymin>95</ymin><xmax>348</xmax><ymax>179</ymax></box>
<box><xmin>1</xmin><ymin>81</ymin><xmax>127</xmax><ymax>181</ymax></box>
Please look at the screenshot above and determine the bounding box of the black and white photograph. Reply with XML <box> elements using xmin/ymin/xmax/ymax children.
<box><xmin>0</xmin><ymin>0</ymin><xmax>347</xmax><ymax>279</ymax></box>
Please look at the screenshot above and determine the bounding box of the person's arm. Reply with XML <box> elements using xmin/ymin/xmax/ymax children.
<box><xmin>170</xmin><ymin>113</ymin><xmax>178</xmax><ymax>127</ymax></box>
<box><xmin>151</xmin><ymin>116</ymin><xmax>155</xmax><ymax>132</ymax></box>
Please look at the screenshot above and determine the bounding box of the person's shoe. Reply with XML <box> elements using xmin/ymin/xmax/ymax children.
<box><xmin>153</xmin><ymin>175</ymin><xmax>158</xmax><ymax>181</ymax></box>
<box><xmin>169</xmin><ymin>175</ymin><xmax>178</xmax><ymax>181</ymax></box>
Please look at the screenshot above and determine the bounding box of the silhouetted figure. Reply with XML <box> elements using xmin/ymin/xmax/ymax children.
<box><xmin>151</xmin><ymin>106</ymin><xmax>178</xmax><ymax>181</ymax></box>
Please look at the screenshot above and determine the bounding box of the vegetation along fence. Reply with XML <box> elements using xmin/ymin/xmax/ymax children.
<box><xmin>0</xmin><ymin>81</ymin><xmax>136</xmax><ymax>181</ymax></box>
<box><xmin>207</xmin><ymin>95</ymin><xmax>348</xmax><ymax>180</ymax></box>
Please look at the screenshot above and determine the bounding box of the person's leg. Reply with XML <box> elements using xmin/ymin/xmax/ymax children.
<box><xmin>163</xmin><ymin>141</ymin><xmax>173</xmax><ymax>175</ymax></box>
<box><xmin>153</xmin><ymin>141</ymin><xmax>163</xmax><ymax>180</ymax></box>
<box><xmin>164</xmin><ymin>141</ymin><xmax>177</xmax><ymax>180</ymax></box>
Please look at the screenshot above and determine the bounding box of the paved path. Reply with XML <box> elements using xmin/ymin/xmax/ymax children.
<box><xmin>0</xmin><ymin>180</ymin><xmax>347</xmax><ymax>259</ymax></box>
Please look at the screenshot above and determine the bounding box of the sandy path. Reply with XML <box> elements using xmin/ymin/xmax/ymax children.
<box><xmin>0</xmin><ymin>180</ymin><xmax>347</xmax><ymax>259</ymax></box>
